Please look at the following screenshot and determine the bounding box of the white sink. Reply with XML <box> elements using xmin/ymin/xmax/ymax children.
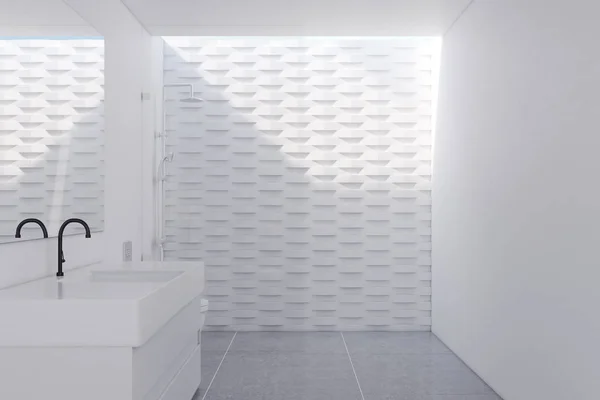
<box><xmin>0</xmin><ymin>261</ymin><xmax>204</xmax><ymax>347</ymax></box>
<box><xmin>91</xmin><ymin>270</ymin><xmax>183</xmax><ymax>283</ymax></box>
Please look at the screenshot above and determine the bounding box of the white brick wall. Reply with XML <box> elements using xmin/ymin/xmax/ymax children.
<box><xmin>163</xmin><ymin>37</ymin><xmax>437</xmax><ymax>331</ymax></box>
<box><xmin>0</xmin><ymin>39</ymin><xmax>104</xmax><ymax>240</ymax></box>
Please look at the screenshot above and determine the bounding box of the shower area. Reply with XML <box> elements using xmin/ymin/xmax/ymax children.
<box><xmin>156</xmin><ymin>37</ymin><xmax>439</xmax><ymax>332</ymax></box>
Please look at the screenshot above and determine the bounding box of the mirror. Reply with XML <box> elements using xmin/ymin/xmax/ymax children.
<box><xmin>0</xmin><ymin>1</ymin><xmax>104</xmax><ymax>243</ymax></box>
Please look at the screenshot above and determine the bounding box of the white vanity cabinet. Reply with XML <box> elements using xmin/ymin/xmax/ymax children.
<box><xmin>0</xmin><ymin>296</ymin><xmax>206</xmax><ymax>400</ymax></box>
<box><xmin>133</xmin><ymin>295</ymin><xmax>206</xmax><ymax>400</ymax></box>
<box><xmin>0</xmin><ymin>262</ymin><xmax>206</xmax><ymax>400</ymax></box>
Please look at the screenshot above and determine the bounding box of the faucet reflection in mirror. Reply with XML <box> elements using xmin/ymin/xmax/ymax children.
<box><xmin>57</xmin><ymin>218</ymin><xmax>91</xmax><ymax>278</ymax></box>
<box><xmin>15</xmin><ymin>219</ymin><xmax>49</xmax><ymax>239</ymax></box>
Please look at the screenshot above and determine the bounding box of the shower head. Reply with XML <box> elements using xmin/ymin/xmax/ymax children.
<box><xmin>164</xmin><ymin>83</ymin><xmax>204</xmax><ymax>103</ymax></box>
<box><xmin>180</xmin><ymin>95</ymin><xmax>204</xmax><ymax>103</ymax></box>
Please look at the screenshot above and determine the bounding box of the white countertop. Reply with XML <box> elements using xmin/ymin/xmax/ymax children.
<box><xmin>0</xmin><ymin>261</ymin><xmax>199</xmax><ymax>300</ymax></box>
<box><xmin>0</xmin><ymin>261</ymin><xmax>205</xmax><ymax>347</ymax></box>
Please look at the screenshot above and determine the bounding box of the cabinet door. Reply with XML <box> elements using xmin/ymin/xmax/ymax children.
<box><xmin>133</xmin><ymin>296</ymin><xmax>204</xmax><ymax>400</ymax></box>
<box><xmin>159</xmin><ymin>345</ymin><xmax>202</xmax><ymax>400</ymax></box>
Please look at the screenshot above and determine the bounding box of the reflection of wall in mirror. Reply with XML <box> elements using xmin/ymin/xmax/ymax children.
<box><xmin>0</xmin><ymin>38</ymin><xmax>104</xmax><ymax>242</ymax></box>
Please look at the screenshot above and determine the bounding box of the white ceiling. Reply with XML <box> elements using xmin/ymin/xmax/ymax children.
<box><xmin>120</xmin><ymin>0</ymin><xmax>472</xmax><ymax>36</ymax></box>
<box><xmin>0</xmin><ymin>0</ymin><xmax>98</xmax><ymax>36</ymax></box>
<box><xmin>0</xmin><ymin>0</ymin><xmax>472</xmax><ymax>37</ymax></box>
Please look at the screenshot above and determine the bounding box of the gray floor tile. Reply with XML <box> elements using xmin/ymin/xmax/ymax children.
<box><xmin>195</xmin><ymin>332</ymin><xmax>236</xmax><ymax>399</ymax></box>
<box><xmin>429</xmin><ymin>395</ymin><xmax>502</xmax><ymax>400</ymax></box>
<box><xmin>194</xmin><ymin>352</ymin><xmax>227</xmax><ymax>399</ymax></box>
<box><xmin>351</xmin><ymin>354</ymin><xmax>491</xmax><ymax>398</ymax></box>
<box><xmin>357</xmin><ymin>395</ymin><xmax>502</xmax><ymax>400</ymax></box>
<box><xmin>229</xmin><ymin>332</ymin><xmax>347</xmax><ymax>354</ymax></box>
<box><xmin>201</xmin><ymin>331</ymin><xmax>236</xmax><ymax>353</ymax></box>
<box><xmin>203</xmin><ymin>351</ymin><xmax>226</xmax><ymax>380</ymax></box>
<box><xmin>204</xmin><ymin>352</ymin><xmax>361</xmax><ymax>400</ymax></box>
<box><xmin>196</xmin><ymin>332</ymin><xmax>501</xmax><ymax>400</ymax></box>
<box><xmin>343</xmin><ymin>332</ymin><xmax>451</xmax><ymax>355</ymax></box>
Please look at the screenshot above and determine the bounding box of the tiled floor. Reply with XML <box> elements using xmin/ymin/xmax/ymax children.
<box><xmin>194</xmin><ymin>332</ymin><xmax>502</xmax><ymax>400</ymax></box>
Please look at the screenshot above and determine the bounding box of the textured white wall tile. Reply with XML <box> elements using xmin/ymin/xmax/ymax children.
<box><xmin>163</xmin><ymin>37</ymin><xmax>436</xmax><ymax>331</ymax></box>
<box><xmin>0</xmin><ymin>39</ymin><xmax>104</xmax><ymax>240</ymax></box>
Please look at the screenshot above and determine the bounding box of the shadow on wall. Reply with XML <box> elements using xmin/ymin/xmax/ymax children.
<box><xmin>0</xmin><ymin>38</ymin><xmax>105</xmax><ymax>243</ymax></box>
<box><xmin>162</xmin><ymin>38</ymin><xmax>436</xmax><ymax>331</ymax></box>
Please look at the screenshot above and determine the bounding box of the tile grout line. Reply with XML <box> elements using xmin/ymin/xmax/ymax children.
<box><xmin>201</xmin><ymin>331</ymin><xmax>238</xmax><ymax>400</ymax></box>
<box><xmin>340</xmin><ymin>332</ymin><xmax>366</xmax><ymax>400</ymax></box>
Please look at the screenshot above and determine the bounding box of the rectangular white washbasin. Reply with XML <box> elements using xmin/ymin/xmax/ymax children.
<box><xmin>0</xmin><ymin>261</ymin><xmax>204</xmax><ymax>348</ymax></box>
<box><xmin>91</xmin><ymin>270</ymin><xmax>183</xmax><ymax>283</ymax></box>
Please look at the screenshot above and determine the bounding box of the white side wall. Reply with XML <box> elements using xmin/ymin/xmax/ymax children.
<box><xmin>433</xmin><ymin>1</ymin><xmax>600</xmax><ymax>399</ymax></box>
<box><xmin>102</xmin><ymin>14</ymin><xmax>154</xmax><ymax>263</ymax></box>
<box><xmin>66</xmin><ymin>0</ymin><xmax>158</xmax><ymax>262</ymax></box>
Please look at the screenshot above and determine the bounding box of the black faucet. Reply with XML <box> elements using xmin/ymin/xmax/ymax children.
<box><xmin>15</xmin><ymin>218</ymin><xmax>49</xmax><ymax>239</ymax></box>
<box><xmin>57</xmin><ymin>218</ymin><xmax>91</xmax><ymax>278</ymax></box>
